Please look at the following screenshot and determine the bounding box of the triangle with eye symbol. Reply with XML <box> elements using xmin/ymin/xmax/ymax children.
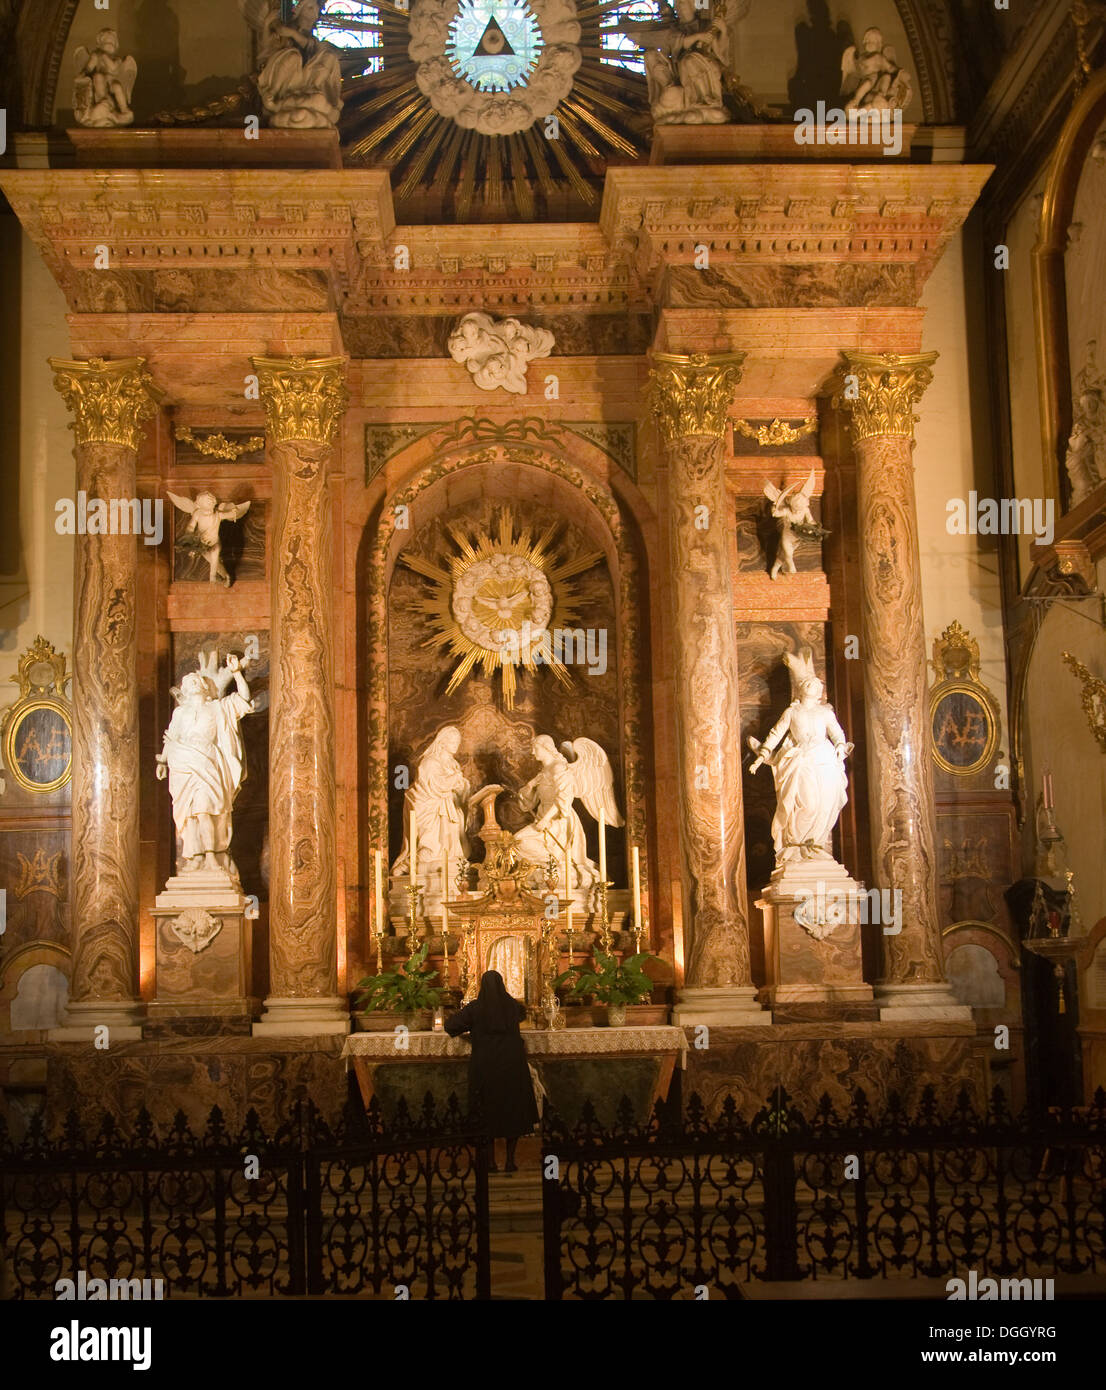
<box><xmin>476</xmin><ymin>16</ymin><xmax>514</xmax><ymax>55</ymax></box>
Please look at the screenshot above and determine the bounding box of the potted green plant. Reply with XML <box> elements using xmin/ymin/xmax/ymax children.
<box><xmin>555</xmin><ymin>951</ymin><xmax>657</xmax><ymax>1027</ymax></box>
<box><xmin>353</xmin><ymin>942</ymin><xmax>442</xmax><ymax>1031</ymax></box>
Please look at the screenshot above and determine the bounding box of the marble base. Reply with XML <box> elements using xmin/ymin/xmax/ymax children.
<box><xmin>151</xmin><ymin>881</ymin><xmax>254</xmax><ymax>1020</ymax></box>
<box><xmin>757</xmin><ymin>856</ymin><xmax>874</xmax><ymax>1011</ymax></box>
<box><xmin>671</xmin><ymin>985</ymin><xmax>773</xmax><ymax>1027</ymax></box>
<box><xmin>253</xmin><ymin>995</ymin><xmax>351</xmax><ymax>1037</ymax></box>
<box><xmin>875</xmin><ymin>981</ymin><xmax>973</xmax><ymax>1022</ymax></box>
<box><xmin>49</xmin><ymin>998</ymin><xmax>145</xmax><ymax>1042</ymax></box>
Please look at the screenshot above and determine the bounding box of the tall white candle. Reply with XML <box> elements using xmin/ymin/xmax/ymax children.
<box><xmin>631</xmin><ymin>845</ymin><xmax>642</xmax><ymax>934</ymax></box>
<box><xmin>442</xmin><ymin>852</ymin><xmax>449</xmax><ymax>931</ymax></box>
<box><xmin>374</xmin><ymin>848</ymin><xmax>384</xmax><ymax>934</ymax></box>
<box><xmin>598</xmin><ymin>808</ymin><xmax>607</xmax><ymax>883</ymax></box>
<box><xmin>409</xmin><ymin>806</ymin><xmax>418</xmax><ymax>879</ymax></box>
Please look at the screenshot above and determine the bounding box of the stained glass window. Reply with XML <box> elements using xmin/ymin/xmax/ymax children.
<box><xmin>599</xmin><ymin>0</ymin><xmax>658</xmax><ymax>72</ymax></box>
<box><xmin>319</xmin><ymin>0</ymin><xmax>385</xmax><ymax>75</ymax></box>
<box><xmin>446</xmin><ymin>0</ymin><xmax>544</xmax><ymax>93</ymax></box>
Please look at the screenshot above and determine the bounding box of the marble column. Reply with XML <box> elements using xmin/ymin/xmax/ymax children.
<box><xmin>252</xmin><ymin>355</ymin><xmax>350</xmax><ymax>1036</ymax></box>
<box><xmin>837</xmin><ymin>352</ymin><xmax>968</xmax><ymax>1020</ymax></box>
<box><xmin>649</xmin><ymin>352</ymin><xmax>769</xmax><ymax>1027</ymax></box>
<box><xmin>48</xmin><ymin>356</ymin><xmax>163</xmax><ymax>1040</ymax></box>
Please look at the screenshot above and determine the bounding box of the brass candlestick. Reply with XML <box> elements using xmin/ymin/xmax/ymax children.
<box><xmin>597</xmin><ymin>878</ymin><xmax>612</xmax><ymax>954</ymax></box>
<box><xmin>405</xmin><ymin>881</ymin><xmax>422</xmax><ymax>940</ymax></box>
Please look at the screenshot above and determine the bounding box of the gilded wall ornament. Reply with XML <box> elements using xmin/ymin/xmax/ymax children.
<box><xmin>250</xmin><ymin>355</ymin><xmax>349</xmax><ymax>444</ymax></box>
<box><xmin>735</xmin><ymin>418</ymin><xmax>818</xmax><ymax>447</ymax></box>
<box><xmin>928</xmin><ymin>621</ymin><xmax>1001</xmax><ymax>776</ymax></box>
<box><xmin>835</xmin><ymin>351</ymin><xmax>938</xmax><ymax>442</ymax></box>
<box><xmin>1062</xmin><ymin>651</ymin><xmax>1106</xmax><ymax>752</ymax></box>
<box><xmin>15</xmin><ymin>848</ymin><xmax>65</xmax><ymax>899</ymax></box>
<box><xmin>648</xmin><ymin>351</ymin><xmax>745</xmax><ymax>444</ymax></box>
<box><xmin>48</xmin><ymin>356</ymin><xmax>163</xmax><ymax>451</ymax></box>
<box><xmin>401</xmin><ymin>507</ymin><xmax>602</xmax><ymax>709</ymax></box>
<box><xmin>0</xmin><ymin>638</ymin><xmax>73</xmax><ymax>794</ymax></box>
<box><xmin>173</xmin><ymin>425</ymin><xmax>266</xmax><ymax>461</ymax></box>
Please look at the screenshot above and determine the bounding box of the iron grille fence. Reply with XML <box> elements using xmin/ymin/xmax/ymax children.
<box><xmin>0</xmin><ymin>1097</ymin><xmax>490</xmax><ymax>1300</ymax></box>
<box><xmin>540</xmin><ymin>1086</ymin><xmax>1106</xmax><ymax>1300</ymax></box>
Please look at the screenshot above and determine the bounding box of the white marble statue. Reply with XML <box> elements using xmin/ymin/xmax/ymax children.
<box><xmin>513</xmin><ymin>735</ymin><xmax>622</xmax><ymax>898</ymax></box>
<box><xmin>447</xmin><ymin>312</ymin><xmax>555</xmax><ymax>394</ymax></box>
<box><xmin>73</xmin><ymin>30</ymin><xmax>137</xmax><ymax>128</ymax></box>
<box><xmin>240</xmin><ymin>0</ymin><xmax>343</xmax><ymax>129</ymax></box>
<box><xmin>841</xmin><ymin>26</ymin><xmax>913</xmax><ymax>112</ymax></box>
<box><xmin>747</xmin><ymin>649</ymin><xmax>853</xmax><ymax>866</ymax></box>
<box><xmin>764</xmin><ymin>469</ymin><xmax>825</xmax><ymax>579</ymax></box>
<box><xmin>156</xmin><ymin>652</ymin><xmax>256</xmax><ymax>878</ymax></box>
<box><xmin>620</xmin><ymin>0</ymin><xmax>729</xmax><ymax>126</ymax></box>
<box><xmin>1064</xmin><ymin>342</ymin><xmax>1106</xmax><ymax>505</ymax></box>
<box><xmin>168</xmin><ymin>491</ymin><xmax>251</xmax><ymax>586</ymax></box>
<box><xmin>392</xmin><ymin>726</ymin><xmax>471</xmax><ymax>893</ymax></box>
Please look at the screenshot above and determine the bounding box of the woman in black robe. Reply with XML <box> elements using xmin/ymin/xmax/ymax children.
<box><xmin>445</xmin><ymin>970</ymin><xmax>538</xmax><ymax>1172</ymax></box>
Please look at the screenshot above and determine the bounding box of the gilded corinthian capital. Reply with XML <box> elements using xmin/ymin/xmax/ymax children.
<box><xmin>836</xmin><ymin>351</ymin><xmax>939</xmax><ymax>442</ymax></box>
<box><xmin>49</xmin><ymin>356</ymin><xmax>164</xmax><ymax>451</ymax></box>
<box><xmin>251</xmin><ymin>355</ymin><xmax>350</xmax><ymax>445</ymax></box>
<box><xmin>648</xmin><ymin>351</ymin><xmax>746</xmax><ymax>445</ymax></box>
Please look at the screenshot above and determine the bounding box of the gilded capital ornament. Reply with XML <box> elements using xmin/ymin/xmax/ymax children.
<box><xmin>251</xmin><ymin>355</ymin><xmax>349</xmax><ymax>445</ymax></box>
<box><xmin>835</xmin><ymin>351</ymin><xmax>938</xmax><ymax>442</ymax></box>
<box><xmin>648</xmin><ymin>351</ymin><xmax>746</xmax><ymax>445</ymax></box>
<box><xmin>48</xmin><ymin>356</ymin><xmax>163</xmax><ymax>451</ymax></box>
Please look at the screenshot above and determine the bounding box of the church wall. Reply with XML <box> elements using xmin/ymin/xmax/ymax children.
<box><xmin>54</xmin><ymin>0</ymin><xmax>250</xmax><ymax>128</ymax></box>
<box><xmin>731</xmin><ymin>0</ymin><xmax>923</xmax><ymax>123</ymax></box>
<box><xmin>1003</xmin><ymin>173</ymin><xmax>1049</xmax><ymax>588</ymax></box>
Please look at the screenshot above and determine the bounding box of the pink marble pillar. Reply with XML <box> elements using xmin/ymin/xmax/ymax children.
<box><xmin>649</xmin><ymin>352</ymin><xmax>769</xmax><ymax>1027</ymax></box>
<box><xmin>837</xmin><ymin>352</ymin><xmax>968</xmax><ymax>1020</ymax></box>
<box><xmin>251</xmin><ymin>355</ymin><xmax>350</xmax><ymax>1036</ymax></box>
<box><xmin>48</xmin><ymin>356</ymin><xmax>163</xmax><ymax>1039</ymax></box>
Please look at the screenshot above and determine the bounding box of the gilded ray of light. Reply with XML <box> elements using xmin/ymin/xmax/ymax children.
<box><xmin>401</xmin><ymin>507</ymin><xmax>603</xmax><ymax>709</ymax></box>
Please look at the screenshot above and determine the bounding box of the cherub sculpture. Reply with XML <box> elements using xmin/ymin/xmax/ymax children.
<box><xmin>840</xmin><ymin>26</ymin><xmax>912</xmax><ymax>111</ymax></box>
<box><xmin>748</xmin><ymin>647</ymin><xmax>853</xmax><ymax>867</ymax></box>
<box><xmin>513</xmin><ymin>735</ymin><xmax>623</xmax><ymax>897</ymax></box>
<box><xmin>447</xmin><ymin>312</ymin><xmax>555</xmax><ymax>394</ymax></box>
<box><xmin>168</xmin><ymin>491</ymin><xmax>251</xmax><ymax>586</ymax></box>
<box><xmin>240</xmin><ymin>0</ymin><xmax>343</xmax><ymax>128</ymax></box>
<box><xmin>763</xmin><ymin>469</ymin><xmax>827</xmax><ymax>579</ymax></box>
<box><xmin>156</xmin><ymin>652</ymin><xmax>256</xmax><ymax>878</ymax></box>
<box><xmin>73</xmin><ymin>29</ymin><xmax>137</xmax><ymax>127</ymax></box>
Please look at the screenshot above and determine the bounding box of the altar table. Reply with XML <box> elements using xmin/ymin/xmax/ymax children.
<box><xmin>341</xmin><ymin>1026</ymin><xmax>688</xmax><ymax>1122</ymax></box>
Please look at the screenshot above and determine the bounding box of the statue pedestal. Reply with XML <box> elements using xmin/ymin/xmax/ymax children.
<box><xmin>757</xmin><ymin>857</ymin><xmax>875</xmax><ymax>1017</ymax></box>
<box><xmin>148</xmin><ymin>875</ymin><xmax>257</xmax><ymax>1030</ymax></box>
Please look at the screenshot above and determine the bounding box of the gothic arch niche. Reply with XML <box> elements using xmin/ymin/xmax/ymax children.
<box><xmin>358</xmin><ymin>439</ymin><xmax>655</xmax><ymax>942</ymax></box>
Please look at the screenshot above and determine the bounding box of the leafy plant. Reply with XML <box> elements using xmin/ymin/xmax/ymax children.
<box><xmin>354</xmin><ymin>942</ymin><xmax>441</xmax><ymax>1014</ymax></box>
<box><xmin>554</xmin><ymin>951</ymin><xmax>656</xmax><ymax>1007</ymax></box>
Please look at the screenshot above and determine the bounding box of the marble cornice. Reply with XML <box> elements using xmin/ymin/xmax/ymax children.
<box><xmin>2</xmin><ymin>161</ymin><xmax>991</xmax><ymax>321</ymax></box>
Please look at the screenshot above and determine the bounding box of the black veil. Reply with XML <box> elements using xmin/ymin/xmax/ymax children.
<box><xmin>475</xmin><ymin>970</ymin><xmax>521</xmax><ymax>1030</ymax></box>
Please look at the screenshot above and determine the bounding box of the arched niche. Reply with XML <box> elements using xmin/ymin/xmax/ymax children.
<box><xmin>355</xmin><ymin>435</ymin><xmax>655</xmax><ymax>927</ymax></box>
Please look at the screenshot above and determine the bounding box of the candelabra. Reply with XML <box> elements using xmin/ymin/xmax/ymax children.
<box><xmin>405</xmin><ymin>879</ymin><xmax>422</xmax><ymax>941</ymax></box>
<box><xmin>596</xmin><ymin>878</ymin><xmax>613</xmax><ymax>954</ymax></box>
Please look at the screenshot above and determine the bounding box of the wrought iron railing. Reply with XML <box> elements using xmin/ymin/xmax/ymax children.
<box><xmin>540</xmin><ymin>1086</ymin><xmax>1106</xmax><ymax>1299</ymax></box>
<box><xmin>0</xmin><ymin>1096</ymin><xmax>490</xmax><ymax>1301</ymax></box>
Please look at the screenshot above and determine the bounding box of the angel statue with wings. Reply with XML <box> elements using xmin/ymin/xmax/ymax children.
<box><xmin>840</xmin><ymin>26</ymin><xmax>913</xmax><ymax>112</ymax></box>
<box><xmin>72</xmin><ymin>29</ymin><xmax>137</xmax><ymax>127</ymax></box>
<box><xmin>168</xmin><ymin>491</ymin><xmax>251</xmax><ymax>587</ymax></box>
<box><xmin>513</xmin><ymin>735</ymin><xmax>623</xmax><ymax>899</ymax></box>
<box><xmin>747</xmin><ymin>647</ymin><xmax>853</xmax><ymax>867</ymax></box>
<box><xmin>156</xmin><ymin>652</ymin><xmax>257</xmax><ymax>879</ymax></box>
<box><xmin>240</xmin><ymin>0</ymin><xmax>343</xmax><ymax>128</ymax></box>
<box><xmin>764</xmin><ymin>469</ymin><xmax>827</xmax><ymax>579</ymax></box>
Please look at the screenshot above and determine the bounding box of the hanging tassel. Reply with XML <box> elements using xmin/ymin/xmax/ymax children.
<box><xmin>1058</xmin><ymin>983</ymin><xmax>1066</xmax><ymax>1015</ymax></box>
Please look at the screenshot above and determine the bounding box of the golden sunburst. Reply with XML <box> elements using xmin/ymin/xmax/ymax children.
<box><xmin>402</xmin><ymin>508</ymin><xmax>602</xmax><ymax>708</ymax></box>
